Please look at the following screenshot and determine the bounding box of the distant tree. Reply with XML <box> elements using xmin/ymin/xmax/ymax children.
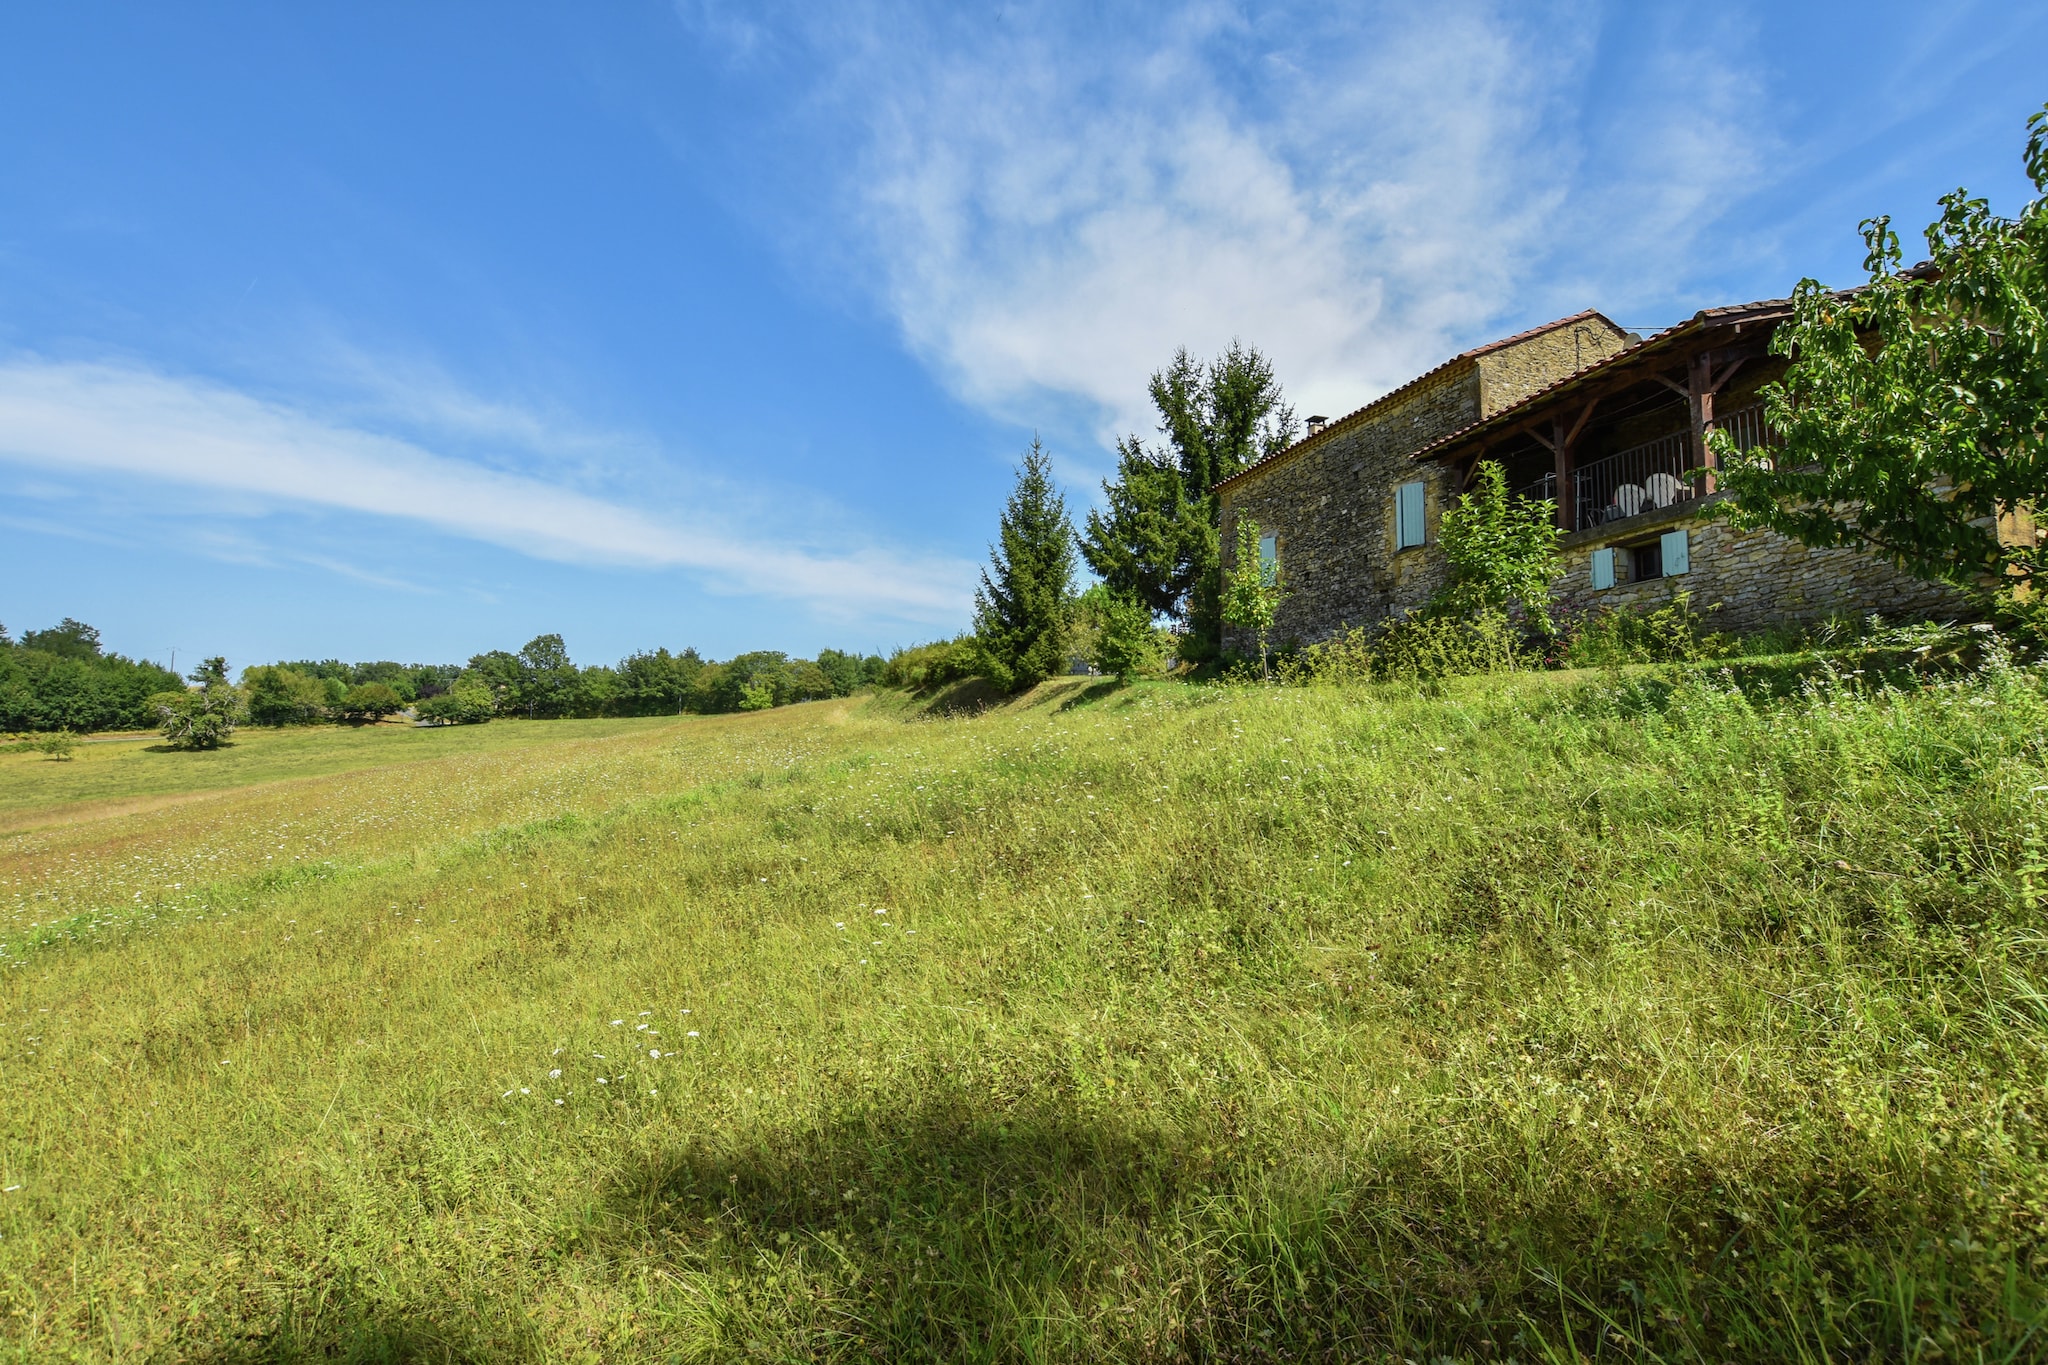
<box><xmin>21</xmin><ymin>618</ymin><xmax>103</xmax><ymax>661</ymax></box>
<box><xmin>713</xmin><ymin>652</ymin><xmax>792</xmax><ymax>711</ymax></box>
<box><xmin>814</xmin><ymin>649</ymin><xmax>867</xmax><ymax>697</ymax></box>
<box><xmin>738</xmin><ymin>681</ymin><xmax>775</xmax><ymax>710</ymax></box>
<box><xmin>1712</xmin><ymin>101</ymin><xmax>2048</xmax><ymax>598</ymax></box>
<box><xmin>155</xmin><ymin>657</ymin><xmax>240</xmax><ymax>750</ymax></box>
<box><xmin>571</xmin><ymin>665</ymin><xmax>620</xmax><ymax>717</ymax></box>
<box><xmin>464</xmin><ymin>651</ymin><xmax>526</xmax><ymax>716</ymax></box>
<box><xmin>973</xmin><ymin>439</ymin><xmax>1076</xmax><ymax>691</ymax></box>
<box><xmin>786</xmin><ymin>659</ymin><xmax>835</xmax><ymax>702</ymax></box>
<box><xmin>243</xmin><ymin>665</ymin><xmax>330</xmax><ymax>726</ymax></box>
<box><xmin>35</xmin><ymin>730</ymin><xmax>77</xmax><ymax>761</ymax></box>
<box><xmin>617</xmin><ymin>648</ymin><xmax>704</xmax><ymax>715</ymax></box>
<box><xmin>334</xmin><ymin>681</ymin><xmax>404</xmax><ymax>724</ymax></box>
<box><xmin>517</xmin><ymin>635</ymin><xmax>576</xmax><ymax>718</ymax></box>
<box><xmin>1435</xmin><ymin>460</ymin><xmax>1564</xmax><ymax>631</ymax></box>
<box><xmin>1221</xmin><ymin>518</ymin><xmax>1286</xmax><ymax>679</ymax></box>
<box><xmin>415</xmin><ymin>676</ymin><xmax>495</xmax><ymax>725</ymax></box>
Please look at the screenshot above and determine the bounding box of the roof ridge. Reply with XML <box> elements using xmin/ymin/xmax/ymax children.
<box><xmin>1213</xmin><ymin>309</ymin><xmax>1622</xmax><ymax>492</ymax></box>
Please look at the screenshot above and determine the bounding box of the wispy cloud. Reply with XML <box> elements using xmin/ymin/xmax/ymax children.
<box><xmin>683</xmin><ymin>2</ymin><xmax>1775</xmax><ymax>446</ymax></box>
<box><xmin>0</xmin><ymin>357</ymin><xmax>972</xmax><ymax>620</ymax></box>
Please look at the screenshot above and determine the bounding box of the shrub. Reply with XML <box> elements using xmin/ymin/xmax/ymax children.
<box><xmin>415</xmin><ymin>678</ymin><xmax>495</xmax><ymax>726</ymax></box>
<box><xmin>35</xmin><ymin>729</ymin><xmax>76</xmax><ymax>761</ymax></box>
<box><xmin>881</xmin><ymin>638</ymin><xmax>980</xmax><ymax>692</ymax></box>
<box><xmin>243</xmin><ymin>665</ymin><xmax>329</xmax><ymax>726</ymax></box>
<box><xmin>334</xmin><ymin>682</ymin><xmax>404</xmax><ymax>725</ymax></box>
<box><xmin>1279</xmin><ymin>609</ymin><xmax>1525</xmax><ymax>685</ymax></box>
<box><xmin>1555</xmin><ymin>592</ymin><xmax>1731</xmax><ymax>668</ymax></box>
<box><xmin>153</xmin><ymin>660</ymin><xmax>241</xmax><ymax>750</ymax></box>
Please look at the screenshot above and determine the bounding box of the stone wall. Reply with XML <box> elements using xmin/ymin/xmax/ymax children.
<box><xmin>1218</xmin><ymin>366</ymin><xmax>1476</xmax><ymax>652</ymax></box>
<box><xmin>1217</xmin><ymin>316</ymin><xmax>1633</xmax><ymax>654</ymax></box>
<box><xmin>1475</xmin><ymin>320</ymin><xmax>1631</xmax><ymax>416</ymax></box>
<box><xmin>1555</xmin><ymin>499</ymin><xmax>1968</xmax><ymax>632</ymax></box>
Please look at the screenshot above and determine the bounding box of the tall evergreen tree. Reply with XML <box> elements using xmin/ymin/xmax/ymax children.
<box><xmin>1082</xmin><ymin>341</ymin><xmax>1296</xmax><ymax>660</ymax></box>
<box><xmin>974</xmin><ymin>438</ymin><xmax>1076</xmax><ymax>691</ymax></box>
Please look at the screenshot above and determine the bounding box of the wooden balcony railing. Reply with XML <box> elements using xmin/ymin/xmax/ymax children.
<box><xmin>1515</xmin><ymin>402</ymin><xmax>1774</xmax><ymax>531</ymax></box>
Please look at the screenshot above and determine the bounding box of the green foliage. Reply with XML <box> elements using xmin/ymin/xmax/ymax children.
<box><xmin>1281</xmin><ymin>610</ymin><xmax>1525</xmax><ymax>685</ymax></box>
<box><xmin>34</xmin><ymin>729</ymin><xmax>77</xmax><ymax>761</ymax></box>
<box><xmin>0</xmin><ymin>618</ymin><xmax>182</xmax><ymax>732</ymax></box>
<box><xmin>20</xmin><ymin>618</ymin><xmax>102</xmax><ymax>660</ymax></box>
<box><xmin>153</xmin><ymin>658</ymin><xmax>241</xmax><ymax>750</ymax></box>
<box><xmin>1081</xmin><ymin>342</ymin><xmax>1296</xmax><ymax>660</ymax></box>
<box><xmin>1434</xmin><ymin>459</ymin><xmax>1563</xmax><ymax>628</ymax></box>
<box><xmin>1074</xmin><ymin>585</ymin><xmax>1163</xmax><ymax>679</ymax></box>
<box><xmin>1221</xmin><ymin>517</ymin><xmax>1286</xmax><ymax>677</ymax></box>
<box><xmin>414</xmin><ymin>676</ymin><xmax>495</xmax><ymax>726</ymax></box>
<box><xmin>973</xmin><ymin>439</ymin><xmax>1076</xmax><ymax>692</ymax></box>
<box><xmin>333</xmin><ymin>681</ymin><xmax>404</xmax><ymax>724</ymax></box>
<box><xmin>1079</xmin><ymin>437</ymin><xmax>1210</xmax><ymax>620</ymax></box>
<box><xmin>879</xmin><ymin>637</ymin><xmax>980</xmax><ymax>692</ymax></box>
<box><xmin>737</xmin><ymin>681</ymin><xmax>776</xmax><ymax>711</ymax></box>
<box><xmin>1712</xmin><ymin>100</ymin><xmax>2048</xmax><ymax>597</ymax></box>
<box><xmin>242</xmin><ymin>665</ymin><xmax>329</xmax><ymax>726</ymax></box>
<box><xmin>1555</xmin><ymin>592</ymin><xmax>1733</xmax><ymax>668</ymax></box>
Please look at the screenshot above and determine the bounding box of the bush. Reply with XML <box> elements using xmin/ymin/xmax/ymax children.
<box><xmin>35</xmin><ymin>729</ymin><xmax>76</xmax><ymax>761</ymax></box>
<box><xmin>1279</xmin><ymin>610</ymin><xmax>1526</xmax><ymax>686</ymax></box>
<box><xmin>244</xmin><ymin>665</ymin><xmax>329</xmax><ymax>726</ymax></box>
<box><xmin>1554</xmin><ymin>592</ymin><xmax>1731</xmax><ymax>668</ymax></box>
<box><xmin>154</xmin><ymin>661</ymin><xmax>241</xmax><ymax>750</ymax></box>
<box><xmin>415</xmin><ymin>678</ymin><xmax>494</xmax><ymax>725</ymax></box>
<box><xmin>334</xmin><ymin>682</ymin><xmax>404</xmax><ymax>725</ymax></box>
<box><xmin>880</xmin><ymin>637</ymin><xmax>981</xmax><ymax>692</ymax></box>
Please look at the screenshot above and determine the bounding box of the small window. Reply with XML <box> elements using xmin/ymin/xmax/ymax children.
<box><xmin>1258</xmin><ymin>533</ymin><xmax>1278</xmax><ymax>571</ymax></box>
<box><xmin>1395</xmin><ymin>481</ymin><xmax>1426</xmax><ymax>549</ymax></box>
<box><xmin>1661</xmin><ymin>528</ymin><xmax>1690</xmax><ymax>576</ymax></box>
<box><xmin>1590</xmin><ymin>547</ymin><xmax>1615</xmax><ymax>590</ymax></box>
<box><xmin>1630</xmin><ymin>540</ymin><xmax>1664</xmax><ymax>582</ymax></box>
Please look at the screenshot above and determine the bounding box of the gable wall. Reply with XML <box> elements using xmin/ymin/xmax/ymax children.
<box><xmin>1218</xmin><ymin>364</ymin><xmax>1479</xmax><ymax>650</ymax></box>
<box><xmin>1475</xmin><ymin>319</ymin><xmax>1632</xmax><ymax>416</ymax></box>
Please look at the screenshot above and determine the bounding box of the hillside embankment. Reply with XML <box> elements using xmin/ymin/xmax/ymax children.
<box><xmin>1</xmin><ymin>659</ymin><xmax>2044</xmax><ymax>1360</ymax></box>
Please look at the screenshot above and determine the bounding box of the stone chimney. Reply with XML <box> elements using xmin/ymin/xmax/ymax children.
<box><xmin>1306</xmin><ymin>415</ymin><xmax>1328</xmax><ymax>437</ymax></box>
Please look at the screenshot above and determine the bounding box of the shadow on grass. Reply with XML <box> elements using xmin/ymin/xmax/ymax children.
<box><xmin>185</xmin><ymin>1307</ymin><xmax>499</xmax><ymax>1364</ymax></box>
<box><xmin>591</xmin><ymin>1091</ymin><xmax>2048</xmax><ymax>1362</ymax></box>
<box><xmin>915</xmin><ymin>678</ymin><xmax>1012</xmax><ymax>717</ymax></box>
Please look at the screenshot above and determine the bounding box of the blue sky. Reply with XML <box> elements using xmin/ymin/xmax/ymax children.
<box><xmin>2</xmin><ymin>2</ymin><xmax>2043</xmax><ymax>670</ymax></box>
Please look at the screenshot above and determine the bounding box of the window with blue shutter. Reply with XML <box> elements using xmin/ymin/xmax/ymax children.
<box><xmin>1395</xmin><ymin>481</ymin><xmax>1425</xmax><ymax>549</ymax></box>
<box><xmin>1258</xmin><ymin>533</ymin><xmax>1277</xmax><ymax>572</ymax></box>
<box><xmin>1590</xmin><ymin>547</ymin><xmax>1615</xmax><ymax>590</ymax></box>
<box><xmin>1661</xmin><ymin>528</ymin><xmax>1690</xmax><ymax>575</ymax></box>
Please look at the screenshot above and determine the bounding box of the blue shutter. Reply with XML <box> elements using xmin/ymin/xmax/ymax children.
<box><xmin>1661</xmin><ymin>529</ymin><xmax>1690</xmax><ymax>575</ymax></box>
<box><xmin>1396</xmin><ymin>481</ymin><xmax>1425</xmax><ymax>548</ymax></box>
<box><xmin>1590</xmin><ymin>547</ymin><xmax>1615</xmax><ymax>590</ymax></box>
<box><xmin>1258</xmin><ymin>533</ymin><xmax>1277</xmax><ymax>571</ymax></box>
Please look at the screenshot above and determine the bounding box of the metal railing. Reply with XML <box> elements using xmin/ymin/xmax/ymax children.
<box><xmin>1513</xmin><ymin>403</ymin><xmax>1774</xmax><ymax>531</ymax></box>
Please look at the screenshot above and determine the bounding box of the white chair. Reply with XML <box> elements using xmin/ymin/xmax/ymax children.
<box><xmin>1644</xmin><ymin>472</ymin><xmax>1682</xmax><ymax>508</ymax></box>
<box><xmin>1612</xmin><ymin>483</ymin><xmax>1647</xmax><ymax>518</ymax></box>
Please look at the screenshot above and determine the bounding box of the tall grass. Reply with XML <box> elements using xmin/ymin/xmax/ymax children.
<box><xmin>1</xmin><ymin>654</ymin><xmax>2044</xmax><ymax>1360</ymax></box>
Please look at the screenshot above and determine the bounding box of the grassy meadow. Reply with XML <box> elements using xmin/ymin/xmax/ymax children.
<box><xmin>2</xmin><ymin>657</ymin><xmax>2047</xmax><ymax>1361</ymax></box>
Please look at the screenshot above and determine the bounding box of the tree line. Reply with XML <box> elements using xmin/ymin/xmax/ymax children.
<box><xmin>0</xmin><ymin>621</ymin><xmax>889</xmax><ymax>738</ymax></box>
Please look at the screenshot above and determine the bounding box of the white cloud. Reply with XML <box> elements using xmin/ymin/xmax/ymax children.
<box><xmin>685</xmin><ymin>2</ymin><xmax>1773</xmax><ymax>448</ymax></box>
<box><xmin>0</xmin><ymin>358</ymin><xmax>972</xmax><ymax>621</ymax></box>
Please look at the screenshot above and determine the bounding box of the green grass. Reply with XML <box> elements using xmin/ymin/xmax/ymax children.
<box><xmin>0</xmin><ymin>716</ymin><xmax>688</xmax><ymax>823</ymax></box>
<box><xmin>2</xmin><ymin>662</ymin><xmax>2046</xmax><ymax>1361</ymax></box>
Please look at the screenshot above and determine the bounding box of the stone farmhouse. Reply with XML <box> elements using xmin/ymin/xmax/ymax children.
<box><xmin>1214</xmin><ymin>300</ymin><xmax>1965</xmax><ymax>651</ymax></box>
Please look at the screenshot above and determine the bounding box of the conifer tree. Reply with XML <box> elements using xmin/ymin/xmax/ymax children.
<box><xmin>974</xmin><ymin>439</ymin><xmax>1076</xmax><ymax>691</ymax></box>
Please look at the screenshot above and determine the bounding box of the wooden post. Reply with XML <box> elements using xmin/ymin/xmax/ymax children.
<box><xmin>1688</xmin><ymin>351</ymin><xmax>1719</xmax><ymax>495</ymax></box>
<box><xmin>1550</xmin><ymin>418</ymin><xmax>1575</xmax><ymax>532</ymax></box>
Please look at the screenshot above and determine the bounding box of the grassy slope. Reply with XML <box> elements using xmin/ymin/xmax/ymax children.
<box><xmin>0</xmin><ymin>716</ymin><xmax>686</xmax><ymax>824</ymax></box>
<box><xmin>1</xmin><ymin>667</ymin><xmax>2045</xmax><ymax>1361</ymax></box>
